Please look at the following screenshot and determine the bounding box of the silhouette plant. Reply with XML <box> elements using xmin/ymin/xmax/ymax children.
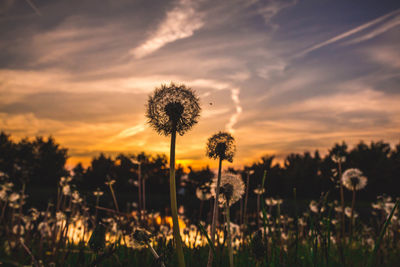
<box><xmin>205</xmin><ymin>131</ymin><xmax>236</xmax><ymax>267</ymax></box>
<box><xmin>341</xmin><ymin>168</ymin><xmax>367</xmax><ymax>235</ymax></box>
<box><xmin>146</xmin><ymin>83</ymin><xmax>200</xmax><ymax>267</ymax></box>
<box><xmin>213</xmin><ymin>172</ymin><xmax>244</xmax><ymax>267</ymax></box>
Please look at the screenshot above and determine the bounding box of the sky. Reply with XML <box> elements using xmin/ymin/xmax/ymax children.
<box><xmin>1</xmin><ymin>0</ymin><xmax>400</xmax><ymax>170</ymax></box>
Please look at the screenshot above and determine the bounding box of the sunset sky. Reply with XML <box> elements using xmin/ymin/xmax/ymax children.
<box><xmin>1</xmin><ymin>0</ymin><xmax>400</xmax><ymax>170</ymax></box>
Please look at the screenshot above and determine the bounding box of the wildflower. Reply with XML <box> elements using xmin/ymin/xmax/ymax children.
<box><xmin>331</xmin><ymin>155</ymin><xmax>346</xmax><ymax>164</ymax></box>
<box><xmin>71</xmin><ymin>190</ymin><xmax>82</xmax><ymax>204</ymax></box>
<box><xmin>59</xmin><ymin>176</ymin><xmax>72</xmax><ymax>187</ymax></box>
<box><xmin>345</xmin><ymin>207</ymin><xmax>358</xmax><ymax>218</ymax></box>
<box><xmin>62</xmin><ymin>184</ymin><xmax>71</xmax><ymax>195</ymax></box>
<box><xmin>309</xmin><ymin>200</ymin><xmax>325</xmax><ymax>213</ymax></box>
<box><xmin>341</xmin><ymin>168</ymin><xmax>367</xmax><ymax>191</ymax></box>
<box><xmin>265</xmin><ymin>197</ymin><xmax>278</xmax><ymax>206</ymax></box>
<box><xmin>8</xmin><ymin>192</ymin><xmax>19</xmax><ymax>202</ymax></box>
<box><xmin>211</xmin><ymin>173</ymin><xmax>245</xmax><ymax>207</ymax></box>
<box><xmin>206</xmin><ymin>132</ymin><xmax>236</xmax><ymax>162</ymax></box>
<box><xmin>105</xmin><ymin>179</ymin><xmax>116</xmax><ymax>186</ymax></box>
<box><xmin>196</xmin><ymin>185</ymin><xmax>212</xmax><ymax>201</ymax></box>
<box><xmin>146</xmin><ymin>83</ymin><xmax>200</xmax><ymax>267</ymax></box>
<box><xmin>38</xmin><ymin>222</ymin><xmax>51</xmax><ymax>237</ymax></box>
<box><xmin>146</xmin><ymin>83</ymin><xmax>200</xmax><ymax>136</ymax></box>
<box><xmin>29</xmin><ymin>208</ymin><xmax>40</xmax><ymax>221</ymax></box>
<box><xmin>93</xmin><ymin>188</ymin><xmax>104</xmax><ymax>197</ymax></box>
<box><xmin>0</xmin><ymin>189</ymin><xmax>6</xmax><ymax>201</ymax></box>
<box><xmin>309</xmin><ymin>200</ymin><xmax>319</xmax><ymax>213</ymax></box>
<box><xmin>253</xmin><ymin>186</ymin><xmax>265</xmax><ymax>195</ymax></box>
<box><xmin>206</xmin><ymin>131</ymin><xmax>236</xmax><ymax>267</ymax></box>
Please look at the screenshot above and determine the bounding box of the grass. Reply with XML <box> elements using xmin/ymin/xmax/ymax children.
<box><xmin>1</xmin><ymin>178</ymin><xmax>399</xmax><ymax>266</ymax></box>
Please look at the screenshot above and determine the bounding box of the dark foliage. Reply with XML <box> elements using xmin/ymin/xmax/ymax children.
<box><xmin>1</xmin><ymin>131</ymin><xmax>400</xmax><ymax>216</ymax></box>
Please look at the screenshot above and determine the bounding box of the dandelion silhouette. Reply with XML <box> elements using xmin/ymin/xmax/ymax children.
<box><xmin>341</xmin><ymin>168</ymin><xmax>367</xmax><ymax>236</ymax></box>
<box><xmin>211</xmin><ymin>173</ymin><xmax>244</xmax><ymax>267</ymax></box>
<box><xmin>342</xmin><ymin>168</ymin><xmax>367</xmax><ymax>191</ymax></box>
<box><xmin>211</xmin><ymin>173</ymin><xmax>244</xmax><ymax>208</ymax></box>
<box><xmin>146</xmin><ymin>82</ymin><xmax>200</xmax><ymax>267</ymax></box>
<box><xmin>146</xmin><ymin>83</ymin><xmax>200</xmax><ymax>136</ymax></box>
<box><xmin>205</xmin><ymin>131</ymin><xmax>236</xmax><ymax>267</ymax></box>
<box><xmin>206</xmin><ymin>132</ymin><xmax>236</xmax><ymax>162</ymax></box>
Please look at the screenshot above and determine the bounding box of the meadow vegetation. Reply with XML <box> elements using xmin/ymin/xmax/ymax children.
<box><xmin>0</xmin><ymin>83</ymin><xmax>399</xmax><ymax>266</ymax></box>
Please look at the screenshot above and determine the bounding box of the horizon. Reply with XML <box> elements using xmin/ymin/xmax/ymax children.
<box><xmin>1</xmin><ymin>0</ymin><xmax>400</xmax><ymax>170</ymax></box>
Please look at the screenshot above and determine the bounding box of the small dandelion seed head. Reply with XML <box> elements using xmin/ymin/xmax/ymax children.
<box><xmin>254</xmin><ymin>186</ymin><xmax>265</xmax><ymax>195</ymax></box>
<box><xmin>196</xmin><ymin>186</ymin><xmax>212</xmax><ymax>201</ymax></box>
<box><xmin>206</xmin><ymin>131</ymin><xmax>236</xmax><ymax>162</ymax></box>
<box><xmin>93</xmin><ymin>188</ymin><xmax>104</xmax><ymax>197</ymax></box>
<box><xmin>211</xmin><ymin>172</ymin><xmax>244</xmax><ymax>207</ymax></box>
<box><xmin>146</xmin><ymin>83</ymin><xmax>201</xmax><ymax>136</ymax></box>
<box><xmin>341</xmin><ymin>168</ymin><xmax>367</xmax><ymax>191</ymax></box>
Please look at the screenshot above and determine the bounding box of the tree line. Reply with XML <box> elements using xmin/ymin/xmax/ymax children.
<box><xmin>1</xmin><ymin>131</ymin><xmax>399</xmax><ymax>210</ymax></box>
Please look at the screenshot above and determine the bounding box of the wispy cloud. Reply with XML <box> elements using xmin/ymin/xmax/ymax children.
<box><xmin>226</xmin><ymin>88</ymin><xmax>242</xmax><ymax>133</ymax></box>
<box><xmin>130</xmin><ymin>0</ymin><xmax>204</xmax><ymax>58</ymax></box>
<box><xmin>256</xmin><ymin>0</ymin><xmax>297</xmax><ymax>26</ymax></box>
<box><xmin>297</xmin><ymin>8</ymin><xmax>400</xmax><ymax>57</ymax></box>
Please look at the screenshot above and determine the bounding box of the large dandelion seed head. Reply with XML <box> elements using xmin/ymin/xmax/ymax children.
<box><xmin>211</xmin><ymin>173</ymin><xmax>244</xmax><ymax>207</ymax></box>
<box><xmin>341</xmin><ymin>168</ymin><xmax>367</xmax><ymax>191</ymax></box>
<box><xmin>146</xmin><ymin>83</ymin><xmax>201</xmax><ymax>136</ymax></box>
<box><xmin>206</xmin><ymin>132</ymin><xmax>236</xmax><ymax>162</ymax></box>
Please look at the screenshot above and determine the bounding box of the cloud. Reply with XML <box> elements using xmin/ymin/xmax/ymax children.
<box><xmin>226</xmin><ymin>88</ymin><xmax>242</xmax><ymax>133</ymax></box>
<box><xmin>255</xmin><ymin>0</ymin><xmax>297</xmax><ymax>25</ymax></box>
<box><xmin>116</xmin><ymin>122</ymin><xmax>147</xmax><ymax>138</ymax></box>
<box><xmin>130</xmin><ymin>0</ymin><xmax>204</xmax><ymax>58</ymax></box>
<box><xmin>297</xmin><ymin>8</ymin><xmax>400</xmax><ymax>57</ymax></box>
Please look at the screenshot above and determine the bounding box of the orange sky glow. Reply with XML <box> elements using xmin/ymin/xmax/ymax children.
<box><xmin>1</xmin><ymin>1</ymin><xmax>400</xmax><ymax>171</ymax></box>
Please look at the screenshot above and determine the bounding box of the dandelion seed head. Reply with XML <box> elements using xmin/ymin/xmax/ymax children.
<box><xmin>196</xmin><ymin>186</ymin><xmax>212</xmax><ymax>201</ymax></box>
<box><xmin>93</xmin><ymin>188</ymin><xmax>104</xmax><ymax>197</ymax></box>
<box><xmin>211</xmin><ymin>172</ymin><xmax>244</xmax><ymax>207</ymax></box>
<box><xmin>341</xmin><ymin>168</ymin><xmax>367</xmax><ymax>191</ymax></box>
<box><xmin>206</xmin><ymin>131</ymin><xmax>236</xmax><ymax>162</ymax></box>
<box><xmin>146</xmin><ymin>83</ymin><xmax>200</xmax><ymax>136</ymax></box>
<box><xmin>254</xmin><ymin>186</ymin><xmax>265</xmax><ymax>195</ymax></box>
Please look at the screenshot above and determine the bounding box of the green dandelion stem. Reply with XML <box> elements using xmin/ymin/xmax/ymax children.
<box><xmin>207</xmin><ymin>156</ymin><xmax>222</xmax><ymax>267</ymax></box>
<box><xmin>169</xmin><ymin>129</ymin><xmax>185</xmax><ymax>267</ymax></box>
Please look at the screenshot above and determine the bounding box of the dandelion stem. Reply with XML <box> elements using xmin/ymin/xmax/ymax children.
<box><xmin>243</xmin><ymin>171</ymin><xmax>250</xmax><ymax>226</ymax></box>
<box><xmin>108</xmin><ymin>184</ymin><xmax>119</xmax><ymax>213</ymax></box>
<box><xmin>350</xmin><ymin>186</ymin><xmax>356</xmax><ymax>237</ymax></box>
<box><xmin>138</xmin><ymin>162</ymin><xmax>142</xmax><ymax>221</ymax></box>
<box><xmin>169</xmin><ymin>129</ymin><xmax>185</xmax><ymax>267</ymax></box>
<box><xmin>207</xmin><ymin>156</ymin><xmax>222</xmax><ymax>267</ymax></box>
<box><xmin>225</xmin><ymin>200</ymin><xmax>234</xmax><ymax>267</ymax></box>
<box><xmin>338</xmin><ymin>160</ymin><xmax>345</xmax><ymax>238</ymax></box>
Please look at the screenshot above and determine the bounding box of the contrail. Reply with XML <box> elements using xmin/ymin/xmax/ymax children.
<box><xmin>25</xmin><ymin>0</ymin><xmax>41</xmax><ymax>16</ymax></box>
<box><xmin>296</xmin><ymin>8</ymin><xmax>400</xmax><ymax>58</ymax></box>
<box><xmin>226</xmin><ymin>88</ymin><xmax>242</xmax><ymax>134</ymax></box>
